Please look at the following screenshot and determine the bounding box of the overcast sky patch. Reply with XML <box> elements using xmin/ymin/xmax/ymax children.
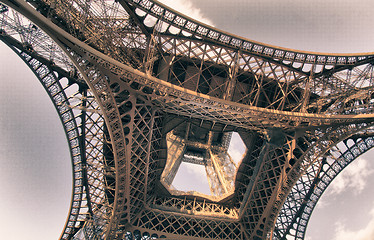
<box><xmin>158</xmin><ymin>0</ymin><xmax>214</xmax><ymax>26</ymax></box>
<box><xmin>332</xmin><ymin>203</ymin><xmax>374</xmax><ymax>240</ymax></box>
<box><xmin>327</xmin><ymin>157</ymin><xmax>374</xmax><ymax>196</ymax></box>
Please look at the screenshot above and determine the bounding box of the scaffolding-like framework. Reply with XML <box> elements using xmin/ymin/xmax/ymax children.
<box><xmin>1</xmin><ymin>0</ymin><xmax>374</xmax><ymax>239</ymax></box>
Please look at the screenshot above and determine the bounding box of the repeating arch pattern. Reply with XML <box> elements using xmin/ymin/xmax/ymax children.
<box><xmin>0</xmin><ymin>8</ymin><xmax>110</xmax><ymax>239</ymax></box>
<box><xmin>274</xmin><ymin>132</ymin><xmax>374</xmax><ymax>239</ymax></box>
<box><xmin>1</xmin><ymin>36</ymin><xmax>87</xmax><ymax>238</ymax></box>
<box><xmin>1</xmin><ymin>1</ymin><xmax>374</xmax><ymax>240</ymax></box>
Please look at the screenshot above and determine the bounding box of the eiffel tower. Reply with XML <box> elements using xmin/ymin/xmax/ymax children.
<box><xmin>1</xmin><ymin>0</ymin><xmax>374</xmax><ymax>239</ymax></box>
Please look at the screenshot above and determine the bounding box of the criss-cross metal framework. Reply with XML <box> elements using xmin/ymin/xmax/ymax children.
<box><xmin>1</xmin><ymin>0</ymin><xmax>374</xmax><ymax>239</ymax></box>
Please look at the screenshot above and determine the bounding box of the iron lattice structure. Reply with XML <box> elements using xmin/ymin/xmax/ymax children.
<box><xmin>1</xmin><ymin>0</ymin><xmax>374</xmax><ymax>239</ymax></box>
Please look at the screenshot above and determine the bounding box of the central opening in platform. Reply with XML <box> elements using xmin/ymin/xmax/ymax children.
<box><xmin>172</xmin><ymin>162</ymin><xmax>211</xmax><ymax>195</ymax></box>
<box><xmin>161</xmin><ymin>122</ymin><xmax>247</xmax><ymax>198</ymax></box>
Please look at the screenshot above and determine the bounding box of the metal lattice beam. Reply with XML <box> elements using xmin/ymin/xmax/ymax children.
<box><xmin>2</xmin><ymin>1</ymin><xmax>374</xmax><ymax>239</ymax></box>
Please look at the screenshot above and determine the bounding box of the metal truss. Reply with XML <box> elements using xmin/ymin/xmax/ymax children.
<box><xmin>273</xmin><ymin>129</ymin><xmax>374</xmax><ymax>239</ymax></box>
<box><xmin>2</xmin><ymin>0</ymin><xmax>374</xmax><ymax>239</ymax></box>
<box><xmin>0</xmin><ymin>8</ymin><xmax>110</xmax><ymax>239</ymax></box>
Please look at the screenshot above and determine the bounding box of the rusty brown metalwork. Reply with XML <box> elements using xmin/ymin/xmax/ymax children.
<box><xmin>2</xmin><ymin>0</ymin><xmax>374</xmax><ymax>239</ymax></box>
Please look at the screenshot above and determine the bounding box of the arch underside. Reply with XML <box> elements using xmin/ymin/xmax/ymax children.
<box><xmin>0</xmin><ymin>9</ymin><xmax>109</xmax><ymax>239</ymax></box>
<box><xmin>273</xmin><ymin>132</ymin><xmax>374</xmax><ymax>239</ymax></box>
<box><xmin>1</xmin><ymin>1</ymin><xmax>374</xmax><ymax>240</ymax></box>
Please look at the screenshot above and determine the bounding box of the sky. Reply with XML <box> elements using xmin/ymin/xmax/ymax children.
<box><xmin>172</xmin><ymin>132</ymin><xmax>247</xmax><ymax>195</ymax></box>
<box><xmin>1</xmin><ymin>0</ymin><xmax>374</xmax><ymax>239</ymax></box>
<box><xmin>0</xmin><ymin>43</ymin><xmax>71</xmax><ymax>239</ymax></box>
<box><xmin>159</xmin><ymin>1</ymin><xmax>374</xmax><ymax>239</ymax></box>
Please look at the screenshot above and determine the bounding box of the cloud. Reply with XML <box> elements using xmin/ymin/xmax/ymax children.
<box><xmin>182</xmin><ymin>162</ymin><xmax>207</xmax><ymax>181</ymax></box>
<box><xmin>157</xmin><ymin>0</ymin><xmax>214</xmax><ymax>26</ymax></box>
<box><xmin>172</xmin><ymin>162</ymin><xmax>211</xmax><ymax>195</ymax></box>
<box><xmin>327</xmin><ymin>157</ymin><xmax>374</xmax><ymax>196</ymax></box>
<box><xmin>333</xmin><ymin>204</ymin><xmax>374</xmax><ymax>240</ymax></box>
<box><xmin>228</xmin><ymin>132</ymin><xmax>246</xmax><ymax>165</ymax></box>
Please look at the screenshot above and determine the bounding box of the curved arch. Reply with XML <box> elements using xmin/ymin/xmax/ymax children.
<box><xmin>1</xmin><ymin>40</ymin><xmax>85</xmax><ymax>238</ymax></box>
<box><xmin>15</xmin><ymin>0</ymin><xmax>374</xmax><ymax>114</ymax></box>
<box><xmin>4</xmin><ymin>0</ymin><xmax>373</xmax><ymax>131</ymax></box>
<box><xmin>273</xmin><ymin>131</ymin><xmax>374</xmax><ymax>239</ymax></box>
<box><xmin>3</xmin><ymin>1</ymin><xmax>374</xmax><ymax>239</ymax></box>
<box><xmin>0</xmin><ymin>8</ymin><xmax>108</xmax><ymax>239</ymax></box>
<box><xmin>125</xmin><ymin>0</ymin><xmax>374</xmax><ymax>67</ymax></box>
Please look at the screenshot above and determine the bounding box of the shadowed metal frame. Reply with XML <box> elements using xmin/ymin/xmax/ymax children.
<box><xmin>1</xmin><ymin>0</ymin><xmax>374</xmax><ymax>239</ymax></box>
